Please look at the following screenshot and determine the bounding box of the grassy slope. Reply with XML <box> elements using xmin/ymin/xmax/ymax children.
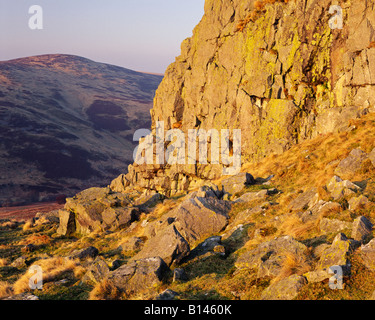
<box><xmin>1</xmin><ymin>113</ymin><xmax>375</xmax><ymax>300</ymax></box>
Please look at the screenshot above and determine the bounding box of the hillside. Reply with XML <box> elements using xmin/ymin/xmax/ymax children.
<box><xmin>1</xmin><ymin>0</ymin><xmax>375</xmax><ymax>301</ymax></box>
<box><xmin>0</xmin><ymin>54</ymin><xmax>163</xmax><ymax>206</ymax></box>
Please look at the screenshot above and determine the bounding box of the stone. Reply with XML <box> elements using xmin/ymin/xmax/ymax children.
<box><xmin>351</xmin><ymin>216</ymin><xmax>373</xmax><ymax>242</ymax></box>
<box><xmin>334</xmin><ymin>148</ymin><xmax>368</xmax><ymax>178</ymax></box>
<box><xmin>235</xmin><ymin>236</ymin><xmax>308</xmax><ymax>279</ymax></box>
<box><xmin>326</xmin><ymin>176</ymin><xmax>361</xmax><ymax>200</ymax></box>
<box><xmin>119</xmin><ymin>237</ymin><xmax>144</xmax><ymax>252</ymax></box>
<box><xmin>369</xmin><ymin>148</ymin><xmax>375</xmax><ymax>167</ymax></box>
<box><xmin>131</xmin><ymin>225</ymin><xmax>190</xmax><ymax>266</ymax></box>
<box><xmin>260</xmin><ymin>275</ymin><xmax>307</xmax><ymax>300</ymax></box>
<box><xmin>288</xmin><ymin>188</ymin><xmax>319</xmax><ymax>211</ymax></box>
<box><xmin>349</xmin><ymin>195</ymin><xmax>370</xmax><ymax>211</ymax></box>
<box><xmin>101</xmin><ymin>207</ymin><xmax>140</xmax><ymax>231</ymax></box>
<box><xmin>68</xmin><ymin>246</ymin><xmax>99</xmax><ymax>261</ymax></box>
<box><xmin>155</xmin><ymin>289</ymin><xmax>179</xmax><ymax>300</ymax></box>
<box><xmin>108</xmin><ymin>257</ymin><xmax>170</xmax><ymax>293</ymax></box>
<box><xmin>56</xmin><ymin>210</ymin><xmax>76</xmax><ymax>236</ymax></box>
<box><xmin>63</xmin><ymin>187</ymin><xmax>133</xmax><ymax>235</ymax></box>
<box><xmin>11</xmin><ymin>256</ymin><xmax>27</xmax><ymax>269</ymax></box>
<box><xmin>109</xmin><ymin>174</ymin><xmax>131</xmax><ymax>193</ymax></box>
<box><xmin>360</xmin><ymin>239</ymin><xmax>375</xmax><ymax>271</ymax></box>
<box><xmin>184</xmin><ymin>236</ymin><xmax>224</xmax><ymax>262</ymax></box>
<box><xmin>173</xmin><ymin>268</ymin><xmax>188</xmax><ymax>282</ymax></box>
<box><xmin>82</xmin><ymin>257</ymin><xmax>110</xmax><ymax>284</ymax></box>
<box><xmin>316</xmin><ymin>233</ymin><xmax>359</xmax><ymax>275</ymax></box>
<box><xmin>170</xmin><ymin>196</ymin><xmax>231</xmax><ymax>245</ymax></box>
<box><xmin>319</xmin><ymin>218</ymin><xmax>351</xmax><ymax>235</ymax></box>
<box><xmin>304</xmin><ymin>269</ymin><xmax>331</xmax><ymax>283</ymax></box>
<box><xmin>134</xmin><ymin>191</ymin><xmax>164</xmax><ymax>209</ymax></box>
<box><xmin>233</xmin><ymin>189</ymin><xmax>270</xmax><ymax>203</ymax></box>
<box><xmin>221</xmin><ymin>173</ymin><xmax>255</xmax><ymax>196</ymax></box>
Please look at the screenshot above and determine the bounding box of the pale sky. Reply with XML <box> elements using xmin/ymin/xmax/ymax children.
<box><xmin>0</xmin><ymin>0</ymin><xmax>204</xmax><ymax>73</ymax></box>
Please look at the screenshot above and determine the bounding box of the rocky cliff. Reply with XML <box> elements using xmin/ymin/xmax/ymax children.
<box><xmin>119</xmin><ymin>0</ymin><xmax>375</xmax><ymax>196</ymax></box>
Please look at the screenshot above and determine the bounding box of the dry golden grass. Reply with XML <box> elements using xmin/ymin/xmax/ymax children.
<box><xmin>0</xmin><ymin>258</ymin><xmax>8</xmax><ymax>267</ymax></box>
<box><xmin>272</xmin><ymin>250</ymin><xmax>312</xmax><ymax>283</ymax></box>
<box><xmin>277</xmin><ymin>214</ymin><xmax>318</xmax><ymax>240</ymax></box>
<box><xmin>22</xmin><ymin>220</ymin><xmax>33</xmax><ymax>232</ymax></box>
<box><xmin>13</xmin><ymin>257</ymin><xmax>81</xmax><ymax>294</ymax></box>
<box><xmin>89</xmin><ymin>279</ymin><xmax>121</xmax><ymax>300</ymax></box>
<box><xmin>18</xmin><ymin>234</ymin><xmax>51</xmax><ymax>246</ymax></box>
<box><xmin>0</xmin><ymin>281</ymin><xmax>13</xmax><ymax>298</ymax></box>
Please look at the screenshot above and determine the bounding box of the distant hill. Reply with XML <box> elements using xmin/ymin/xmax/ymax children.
<box><xmin>0</xmin><ymin>54</ymin><xmax>163</xmax><ymax>206</ymax></box>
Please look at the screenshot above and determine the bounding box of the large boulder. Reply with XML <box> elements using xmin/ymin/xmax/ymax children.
<box><xmin>288</xmin><ymin>188</ymin><xmax>319</xmax><ymax>212</ymax></box>
<box><xmin>131</xmin><ymin>225</ymin><xmax>190</xmax><ymax>266</ymax></box>
<box><xmin>172</xmin><ymin>196</ymin><xmax>232</xmax><ymax>244</ymax></box>
<box><xmin>221</xmin><ymin>172</ymin><xmax>255</xmax><ymax>196</ymax></box>
<box><xmin>62</xmin><ymin>187</ymin><xmax>138</xmax><ymax>235</ymax></box>
<box><xmin>334</xmin><ymin>148</ymin><xmax>368</xmax><ymax>179</ymax></box>
<box><xmin>56</xmin><ymin>210</ymin><xmax>76</xmax><ymax>236</ymax></box>
<box><xmin>351</xmin><ymin>216</ymin><xmax>373</xmax><ymax>242</ymax></box>
<box><xmin>235</xmin><ymin>236</ymin><xmax>308</xmax><ymax>279</ymax></box>
<box><xmin>108</xmin><ymin>257</ymin><xmax>170</xmax><ymax>293</ymax></box>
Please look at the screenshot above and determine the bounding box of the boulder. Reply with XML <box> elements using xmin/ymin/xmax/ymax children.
<box><xmin>334</xmin><ymin>148</ymin><xmax>368</xmax><ymax>178</ymax></box>
<box><xmin>316</xmin><ymin>233</ymin><xmax>358</xmax><ymax>275</ymax></box>
<box><xmin>326</xmin><ymin>176</ymin><xmax>361</xmax><ymax>200</ymax></box>
<box><xmin>119</xmin><ymin>237</ymin><xmax>144</xmax><ymax>253</ymax></box>
<box><xmin>221</xmin><ymin>172</ymin><xmax>255</xmax><ymax>196</ymax></box>
<box><xmin>101</xmin><ymin>207</ymin><xmax>140</xmax><ymax>231</ymax></box>
<box><xmin>351</xmin><ymin>216</ymin><xmax>373</xmax><ymax>242</ymax></box>
<box><xmin>82</xmin><ymin>257</ymin><xmax>110</xmax><ymax>284</ymax></box>
<box><xmin>319</xmin><ymin>218</ymin><xmax>351</xmax><ymax>235</ymax></box>
<box><xmin>131</xmin><ymin>225</ymin><xmax>190</xmax><ymax>266</ymax></box>
<box><xmin>349</xmin><ymin>195</ymin><xmax>370</xmax><ymax>211</ymax></box>
<box><xmin>108</xmin><ymin>257</ymin><xmax>170</xmax><ymax>293</ymax></box>
<box><xmin>63</xmin><ymin>187</ymin><xmax>138</xmax><ymax>235</ymax></box>
<box><xmin>288</xmin><ymin>188</ymin><xmax>319</xmax><ymax>211</ymax></box>
<box><xmin>155</xmin><ymin>289</ymin><xmax>179</xmax><ymax>300</ymax></box>
<box><xmin>172</xmin><ymin>196</ymin><xmax>232</xmax><ymax>244</ymax></box>
<box><xmin>361</xmin><ymin>239</ymin><xmax>375</xmax><ymax>271</ymax></box>
<box><xmin>11</xmin><ymin>256</ymin><xmax>27</xmax><ymax>269</ymax></box>
<box><xmin>109</xmin><ymin>174</ymin><xmax>131</xmax><ymax>193</ymax></box>
<box><xmin>233</xmin><ymin>189</ymin><xmax>275</xmax><ymax>203</ymax></box>
<box><xmin>68</xmin><ymin>246</ymin><xmax>99</xmax><ymax>261</ymax></box>
<box><xmin>184</xmin><ymin>236</ymin><xmax>224</xmax><ymax>261</ymax></box>
<box><xmin>235</xmin><ymin>236</ymin><xmax>308</xmax><ymax>278</ymax></box>
<box><xmin>260</xmin><ymin>275</ymin><xmax>307</xmax><ymax>300</ymax></box>
<box><xmin>57</xmin><ymin>210</ymin><xmax>76</xmax><ymax>236</ymax></box>
<box><xmin>369</xmin><ymin>148</ymin><xmax>375</xmax><ymax>167</ymax></box>
<box><xmin>173</xmin><ymin>268</ymin><xmax>188</xmax><ymax>282</ymax></box>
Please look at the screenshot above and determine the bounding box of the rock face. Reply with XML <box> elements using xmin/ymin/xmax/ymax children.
<box><xmin>116</xmin><ymin>0</ymin><xmax>375</xmax><ymax>196</ymax></box>
<box><xmin>0</xmin><ymin>54</ymin><xmax>162</xmax><ymax>206</ymax></box>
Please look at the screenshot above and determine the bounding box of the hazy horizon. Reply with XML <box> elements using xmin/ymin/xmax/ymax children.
<box><xmin>0</xmin><ymin>0</ymin><xmax>205</xmax><ymax>74</ymax></box>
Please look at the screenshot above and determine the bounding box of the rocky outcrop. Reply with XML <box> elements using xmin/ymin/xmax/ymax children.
<box><xmin>114</xmin><ymin>0</ymin><xmax>375</xmax><ymax>196</ymax></box>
